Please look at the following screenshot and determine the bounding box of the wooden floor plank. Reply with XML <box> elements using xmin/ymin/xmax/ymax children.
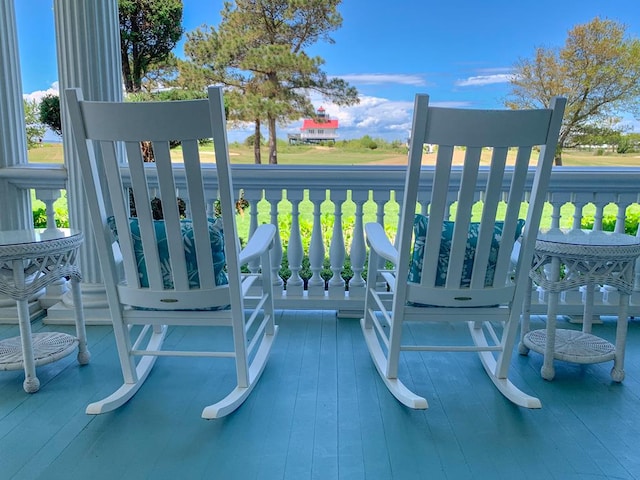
<box><xmin>3</xmin><ymin>312</ymin><xmax>640</xmax><ymax>479</ymax></box>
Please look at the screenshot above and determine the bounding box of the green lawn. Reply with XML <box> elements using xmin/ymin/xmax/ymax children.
<box><xmin>28</xmin><ymin>142</ymin><xmax>640</xmax><ymax>167</ymax></box>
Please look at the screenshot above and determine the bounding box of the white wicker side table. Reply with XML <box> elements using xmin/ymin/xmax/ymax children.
<box><xmin>0</xmin><ymin>228</ymin><xmax>90</xmax><ymax>392</ymax></box>
<box><xmin>520</xmin><ymin>229</ymin><xmax>640</xmax><ymax>382</ymax></box>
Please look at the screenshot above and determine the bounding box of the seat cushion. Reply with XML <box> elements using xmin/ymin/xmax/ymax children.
<box><xmin>108</xmin><ymin>216</ymin><xmax>228</xmax><ymax>289</ymax></box>
<box><xmin>408</xmin><ymin>214</ymin><xmax>525</xmax><ymax>287</ymax></box>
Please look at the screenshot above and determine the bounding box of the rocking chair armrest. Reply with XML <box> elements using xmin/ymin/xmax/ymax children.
<box><xmin>239</xmin><ymin>223</ymin><xmax>277</xmax><ymax>265</ymax></box>
<box><xmin>365</xmin><ymin>222</ymin><xmax>398</xmax><ymax>265</ymax></box>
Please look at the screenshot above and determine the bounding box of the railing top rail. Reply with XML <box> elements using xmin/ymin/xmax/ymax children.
<box><xmin>2</xmin><ymin>163</ymin><xmax>640</xmax><ymax>196</ymax></box>
<box><xmin>0</xmin><ymin>164</ymin><xmax>67</xmax><ymax>189</ymax></box>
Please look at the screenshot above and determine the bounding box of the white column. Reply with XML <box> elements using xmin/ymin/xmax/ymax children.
<box><xmin>0</xmin><ymin>0</ymin><xmax>31</xmax><ymax>230</ymax></box>
<box><xmin>0</xmin><ymin>0</ymin><xmax>40</xmax><ymax>324</ymax></box>
<box><xmin>46</xmin><ymin>0</ymin><xmax>123</xmax><ymax>324</ymax></box>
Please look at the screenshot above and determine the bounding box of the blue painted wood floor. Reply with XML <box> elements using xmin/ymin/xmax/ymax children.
<box><xmin>2</xmin><ymin>310</ymin><xmax>640</xmax><ymax>479</ymax></box>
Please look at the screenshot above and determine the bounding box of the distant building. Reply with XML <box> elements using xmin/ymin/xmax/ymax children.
<box><xmin>288</xmin><ymin>106</ymin><xmax>339</xmax><ymax>144</ymax></box>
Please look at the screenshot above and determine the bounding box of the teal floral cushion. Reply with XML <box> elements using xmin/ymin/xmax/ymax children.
<box><xmin>107</xmin><ymin>216</ymin><xmax>228</xmax><ymax>289</ymax></box>
<box><xmin>408</xmin><ymin>214</ymin><xmax>525</xmax><ymax>287</ymax></box>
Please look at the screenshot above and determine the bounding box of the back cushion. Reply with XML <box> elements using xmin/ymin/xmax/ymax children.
<box><xmin>108</xmin><ymin>217</ymin><xmax>228</xmax><ymax>289</ymax></box>
<box><xmin>409</xmin><ymin>214</ymin><xmax>525</xmax><ymax>287</ymax></box>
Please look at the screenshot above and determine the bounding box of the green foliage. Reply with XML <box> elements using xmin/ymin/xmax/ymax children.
<box><xmin>119</xmin><ymin>0</ymin><xmax>184</xmax><ymax>93</ymax></box>
<box><xmin>581</xmin><ymin>211</ymin><xmax>640</xmax><ymax>235</ymax></box>
<box><xmin>39</xmin><ymin>94</ymin><xmax>62</xmax><ymax>136</ymax></box>
<box><xmin>178</xmin><ymin>0</ymin><xmax>359</xmax><ymax>164</ymax></box>
<box><xmin>32</xmin><ymin>207</ymin><xmax>47</xmax><ymax>228</ymax></box>
<box><xmin>507</xmin><ymin>17</ymin><xmax>640</xmax><ymax>164</ymax></box>
<box><xmin>244</xmin><ymin>133</ymin><xmax>264</xmax><ymax>147</ymax></box>
<box><xmin>616</xmin><ymin>136</ymin><xmax>634</xmax><ymax>154</ymax></box>
<box><xmin>32</xmin><ymin>205</ymin><xmax>69</xmax><ymax>228</ymax></box>
<box><xmin>23</xmin><ymin>99</ymin><xmax>46</xmax><ymax>149</ymax></box>
<box><xmin>127</xmin><ymin>88</ymin><xmax>206</xmax><ymax>102</ymax></box>
<box><xmin>337</xmin><ymin>136</ymin><xmax>407</xmax><ymax>152</ymax></box>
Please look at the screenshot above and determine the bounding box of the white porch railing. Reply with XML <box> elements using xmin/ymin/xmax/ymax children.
<box><xmin>1</xmin><ymin>163</ymin><xmax>639</xmax><ymax>319</ymax></box>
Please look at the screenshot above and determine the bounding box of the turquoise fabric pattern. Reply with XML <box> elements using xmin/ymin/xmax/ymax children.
<box><xmin>107</xmin><ymin>216</ymin><xmax>228</xmax><ymax>289</ymax></box>
<box><xmin>409</xmin><ymin>214</ymin><xmax>525</xmax><ymax>287</ymax></box>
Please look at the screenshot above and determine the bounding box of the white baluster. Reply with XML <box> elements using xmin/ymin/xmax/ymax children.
<box><xmin>601</xmin><ymin>195</ymin><xmax>635</xmax><ymax>309</ymax></box>
<box><xmin>244</xmin><ymin>188</ymin><xmax>263</xmax><ymax>274</ymax></box>
<box><xmin>615</xmin><ymin>196</ymin><xmax>634</xmax><ymax>234</ymax></box>
<box><xmin>328</xmin><ymin>190</ymin><xmax>347</xmax><ymax>298</ymax></box>
<box><xmin>286</xmin><ymin>190</ymin><xmax>304</xmax><ymax>297</ymax></box>
<box><xmin>547</xmin><ymin>192</ymin><xmax>571</xmax><ymax>230</ymax></box>
<box><xmin>265</xmin><ymin>189</ymin><xmax>284</xmax><ymax>294</ymax></box>
<box><xmin>372</xmin><ymin>190</ymin><xmax>390</xmax><ymax>291</ymax></box>
<box><xmin>570</xmin><ymin>193</ymin><xmax>592</xmax><ymax>230</ymax></box>
<box><xmin>34</xmin><ymin>189</ymin><xmax>62</xmax><ymax>231</ymax></box>
<box><xmin>348</xmin><ymin>190</ymin><xmax>368</xmax><ymax>299</ymax></box>
<box><xmin>34</xmin><ymin>189</ymin><xmax>70</xmax><ymax>308</ymax></box>
<box><xmin>307</xmin><ymin>189</ymin><xmax>326</xmax><ymax>297</ymax></box>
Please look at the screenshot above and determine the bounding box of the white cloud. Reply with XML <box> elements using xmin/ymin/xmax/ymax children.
<box><xmin>277</xmin><ymin>94</ymin><xmax>416</xmax><ymax>142</ymax></box>
<box><xmin>455</xmin><ymin>74</ymin><xmax>514</xmax><ymax>87</ymax></box>
<box><xmin>23</xmin><ymin>82</ymin><xmax>59</xmax><ymax>103</ymax></box>
<box><xmin>337</xmin><ymin>73</ymin><xmax>428</xmax><ymax>87</ymax></box>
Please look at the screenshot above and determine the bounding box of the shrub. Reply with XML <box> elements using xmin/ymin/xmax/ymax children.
<box><xmin>581</xmin><ymin>212</ymin><xmax>640</xmax><ymax>235</ymax></box>
<box><xmin>244</xmin><ymin>133</ymin><xmax>264</xmax><ymax>147</ymax></box>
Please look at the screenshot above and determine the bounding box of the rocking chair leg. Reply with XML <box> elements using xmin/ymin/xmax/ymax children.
<box><xmin>86</xmin><ymin>326</ymin><xmax>166</xmax><ymax>414</ymax></box>
<box><xmin>202</xmin><ymin>325</ymin><xmax>278</xmax><ymax>419</ymax></box>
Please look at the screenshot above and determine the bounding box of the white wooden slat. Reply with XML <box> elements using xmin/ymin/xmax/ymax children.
<box><xmin>153</xmin><ymin>140</ymin><xmax>190</xmax><ymax>291</ymax></box>
<box><xmin>420</xmin><ymin>145</ymin><xmax>454</xmax><ymax>287</ymax></box>
<box><xmin>446</xmin><ymin>146</ymin><xmax>481</xmax><ymax>289</ymax></box>
<box><xmin>100</xmin><ymin>140</ymin><xmax>140</xmax><ymax>288</ymax></box>
<box><xmin>470</xmin><ymin>147</ymin><xmax>508</xmax><ymax>289</ymax></box>
<box><xmin>494</xmin><ymin>146</ymin><xmax>532</xmax><ymax>282</ymax></box>
<box><xmin>182</xmin><ymin>139</ymin><xmax>217</xmax><ymax>289</ymax></box>
<box><xmin>125</xmin><ymin>141</ymin><xmax>164</xmax><ymax>291</ymax></box>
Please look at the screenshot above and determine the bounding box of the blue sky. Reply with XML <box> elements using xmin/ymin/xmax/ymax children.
<box><xmin>15</xmin><ymin>0</ymin><xmax>640</xmax><ymax>142</ymax></box>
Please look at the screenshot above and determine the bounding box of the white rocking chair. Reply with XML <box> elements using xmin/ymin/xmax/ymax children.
<box><xmin>362</xmin><ymin>94</ymin><xmax>566</xmax><ymax>409</ymax></box>
<box><xmin>65</xmin><ymin>86</ymin><xmax>277</xmax><ymax>419</ymax></box>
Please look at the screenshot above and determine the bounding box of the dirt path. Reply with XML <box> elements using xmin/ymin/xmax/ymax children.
<box><xmin>365</xmin><ymin>151</ymin><xmax>471</xmax><ymax>166</ymax></box>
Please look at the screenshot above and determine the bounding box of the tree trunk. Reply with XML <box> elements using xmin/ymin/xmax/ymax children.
<box><xmin>121</xmin><ymin>43</ymin><xmax>134</xmax><ymax>93</ymax></box>
<box><xmin>268</xmin><ymin>115</ymin><xmax>277</xmax><ymax>164</ymax></box>
<box><xmin>554</xmin><ymin>153</ymin><xmax>563</xmax><ymax>166</ymax></box>
<box><xmin>253</xmin><ymin>119</ymin><xmax>261</xmax><ymax>164</ymax></box>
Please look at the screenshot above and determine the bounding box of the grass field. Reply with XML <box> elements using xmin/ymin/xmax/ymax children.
<box><xmin>27</xmin><ymin>141</ymin><xmax>640</xmax><ymax>167</ymax></box>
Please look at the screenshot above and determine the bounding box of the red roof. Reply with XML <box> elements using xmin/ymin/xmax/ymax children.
<box><xmin>302</xmin><ymin>119</ymin><xmax>339</xmax><ymax>130</ymax></box>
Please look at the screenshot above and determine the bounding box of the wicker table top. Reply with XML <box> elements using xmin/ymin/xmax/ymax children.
<box><xmin>531</xmin><ymin>229</ymin><xmax>640</xmax><ymax>295</ymax></box>
<box><xmin>536</xmin><ymin>229</ymin><xmax>640</xmax><ymax>259</ymax></box>
<box><xmin>0</xmin><ymin>228</ymin><xmax>83</xmax><ymax>261</ymax></box>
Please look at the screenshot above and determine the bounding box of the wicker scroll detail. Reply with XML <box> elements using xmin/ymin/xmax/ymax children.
<box><xmin>529</xmin><ymin>240</ymin><xmax>640</xmax><ymax>295</ymax></box>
